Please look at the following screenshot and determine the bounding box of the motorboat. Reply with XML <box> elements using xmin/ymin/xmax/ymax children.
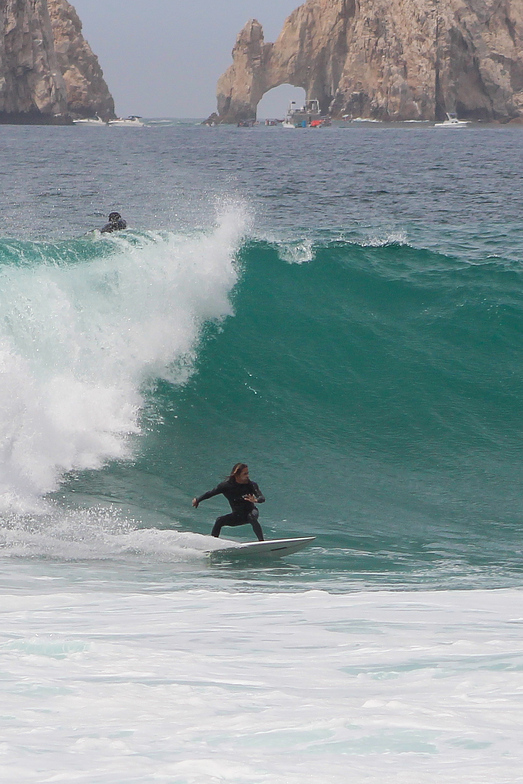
<box><xmin>434</xmin><ymin>112</ymin><xmax>469</xmax><ymax>128</ymax></box>
<box><xmin>73</xmin><ymin>115</ymin><xmax>107</xmax><ymax>126</ymax></box>
<box><xmin>283</xmin><ymin>99</ymin><xmax>326</xmax><ymax>128</ymax></box>
<box><xmin>108</xmin><ymin>116</ymin><xmax>145</xmax><ymax>127</ymax></box>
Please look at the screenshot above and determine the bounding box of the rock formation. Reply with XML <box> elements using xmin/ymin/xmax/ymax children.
<box><xmin>47</xmin><ymin>0</ymin><xmax>114</xmax><ymax>120</ymax></box>
<box><xmin>215</xmin><ymin>0</ymin><xmax>523</xmax><ymax>123</ymax></box>
<box><xmin>0</xmin><ymin>0</ymin><xmax>114</xmax><ymax>123</ymax></box>
<box><xmin>0</xmin><ymin>0</ymin><xmax>68</xmax><ymax>122</ymax></box>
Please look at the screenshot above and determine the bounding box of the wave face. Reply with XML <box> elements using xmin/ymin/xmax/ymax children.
<box><xmin>140</xmin><ymin>236</ymin><xmax>523</xmax><ymax>583</ymax></box>
<box><xmin>1</xmin><ymin>223</ymin><xmax>523</xmax><ymax>585</ymax></box>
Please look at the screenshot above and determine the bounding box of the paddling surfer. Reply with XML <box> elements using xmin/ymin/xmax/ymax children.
<box><xmin>101</xmin><ymin>212</ymin><xmax>127</xmax><ymax>233</ymax></box>
<box><xmin>192</xmin><ymin>463</ymin><xmax>265</xmax><ymax>540</ymax></box>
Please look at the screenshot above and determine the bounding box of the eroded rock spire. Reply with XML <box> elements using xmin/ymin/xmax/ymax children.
<box><xmin>0</xmin><ymin>0</ymin><xmax>114</xmax><ymax>123</ymax></box>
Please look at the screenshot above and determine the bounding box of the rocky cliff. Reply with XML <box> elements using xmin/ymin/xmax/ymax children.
<box><xmin>215</xmin><ymin>0</ymin><xmax>523</xmax><ymax>123</ymax></box>
<box><xmin>47</xmin><ymin>0</ymin><xmax>114</xmax><ymax>120</ymax></box>
<box><xmin>0</xmin><ymin>0</ymin><xmax>114</xmax><ymax>123</ymax></box>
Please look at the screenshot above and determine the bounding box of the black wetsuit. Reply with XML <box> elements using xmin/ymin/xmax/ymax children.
<box><xmin>101</xmin><ymin>218</ymin><xmax>127</xmax><ymax>233</ymax></box>
<box><xmin>196</xmin><ymin>479</ymin><xmax>265</xmax><ymax>540</ymax></box>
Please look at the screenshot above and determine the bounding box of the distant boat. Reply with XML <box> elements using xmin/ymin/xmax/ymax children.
<box><xmin>73</xmin><ymin>115</ymin><xmax>107</xmax><ymax>126</ymax></box>
<box><xmin>283</xmin><ymin>99</ymin><xmax>329</xmax><ymax>128</ymax></box>
<box><xmin>108</xmin><ymin>116</ymin><xmax>145</xmax><ymax>127</ymax></box>
<box><xmin>434</xmin><ymin>112</ymin><xmax>469</xmax><ymax>128</ymax></box>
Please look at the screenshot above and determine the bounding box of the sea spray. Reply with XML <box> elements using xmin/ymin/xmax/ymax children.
<box><xmin>0</xmin><ymin>205</ymin><xmax>248</xmax><ymax>513</ymax></box>
<box><xmin>0</xmin><ymin>505</ymin><xmax>226</xmax><ymax>562</ymax></box>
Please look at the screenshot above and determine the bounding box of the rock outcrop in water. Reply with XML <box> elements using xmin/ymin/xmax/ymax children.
<box><xmin>214</xmin><ymin>0</ymin><xmax>523</xmax><ymax>123</ymax></box>
<box><xmin>47</xmin><ymin>0</ymin><xmax>115</xmax><ymax>120</ymax></box>
<box><xmin>0</xmin><ymin>0</ymin><xmax>114</xmax><ymax>123</ymax></box>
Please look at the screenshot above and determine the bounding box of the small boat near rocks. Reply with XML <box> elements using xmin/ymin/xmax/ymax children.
<box><xmin>108</xmin><ymin>116</ymin><xmax>145</xmax><ymax>127</ymax></box>
<box><xmin>283</xmin><ymin>99</ymin><xmax>330</xmax><ymax>128</ymax></box>
<box><xmin>434</xmin><ymin>112</ymin><xmax>469</xmax><ymax>128</ymax></box>
<box><xmin>73</xmin><ymin>115</ymin><xmax>107</xmax><ymax>126</ymax></box>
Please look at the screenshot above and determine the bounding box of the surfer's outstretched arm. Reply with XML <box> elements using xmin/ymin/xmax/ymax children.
<box><xmin>192</xmin><ymin>483</ymin><xmax>224</xmax><ymax>508</ymax></box>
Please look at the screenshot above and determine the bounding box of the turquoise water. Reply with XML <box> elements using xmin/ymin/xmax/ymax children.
<box><xmin>1</xmin><ymin>123</ymin><xmax>523</xmax><ymax>590</ymax></box>
<box><xmin>1</xmin><ymin>122</ymin><xmax>523</xmax><ymax>782</ymax></box>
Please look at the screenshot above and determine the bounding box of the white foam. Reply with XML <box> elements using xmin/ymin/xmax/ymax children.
<box><xmin>0</xmin><ymin>509</ymin><xmax>211</xmax><ymax>561</ymax></box>
<box><xmin>277</xmin><ymin>238</ymin><xmax>315</xmax><ymax>264</ymax></box>
<box><xmin>361</xmin><ymin>230</ymin><xmax>408</xmax><ymax>247</ymax></box>
<box><xmin>0</xmin><ymin>205</ymin><xmax>248</xmax><ymax>513</ymax></box>
<box><xmin>0</xmin><ymin>504</ymin><xmax>242</xmax><ymax>564</ymax></box>
<box><xmin>0</xmin><ymin>587</ymin><xmax>522</xmax><ymax>782</ymax></box>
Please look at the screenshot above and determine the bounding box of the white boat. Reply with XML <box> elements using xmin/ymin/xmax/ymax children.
<box><xmin>283</xmin><ymin>99</ymin><xmax>323</xmax><ymax>128</ymax></box>
<box><xmin>108</xmin><ymin>116</ymin><xmax>145</xmax><ymax>127</ymax></box>
<box><xmin>434</xmin><ymin>112</ymin><xmax>469</xmax><ymax>128</ymax></box>
<box><xmin>73</xmin><ymin>115</ymin><xmax>107</xmax><ymax>126</ymax></box>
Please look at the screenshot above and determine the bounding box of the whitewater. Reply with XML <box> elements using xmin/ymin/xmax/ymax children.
<box><xmin>1</xmin><ymin>121</ymin><xmax>523</xmax><ymax>782</ymax></box>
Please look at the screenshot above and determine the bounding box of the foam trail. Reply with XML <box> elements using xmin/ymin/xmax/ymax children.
<box><xmin>0</xmin><ymin>205</ymin><xmax>248</xmax><ymax>513</ymax></box>
<box><xmin>0</xmin><ymin>507</ymin><xmax>226</xmax><ymax>561</ymax></box>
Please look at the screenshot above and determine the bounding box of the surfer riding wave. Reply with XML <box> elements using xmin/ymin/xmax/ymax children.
<box><xmin>192</xmin><ymin>463</ymin><xmax>265</xmax><ymax>540</ymax></box>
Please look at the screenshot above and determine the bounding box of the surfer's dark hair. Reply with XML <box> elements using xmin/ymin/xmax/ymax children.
<box><xmin>229</xmin><ymin>462</ymin><xmax>248</xmax><ymax>481</ymax></box>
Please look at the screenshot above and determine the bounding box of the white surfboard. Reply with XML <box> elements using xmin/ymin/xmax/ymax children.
<box><xmin>209</xmin><ymin>536</ymin><xmax>315</xmax><ymax>560</ymax></box>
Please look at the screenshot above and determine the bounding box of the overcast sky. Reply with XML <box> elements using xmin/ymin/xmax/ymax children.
<box><xmin>71</xmin><ymin>0</ymin><xmax>307</xmax><ymax>118</ymax></box>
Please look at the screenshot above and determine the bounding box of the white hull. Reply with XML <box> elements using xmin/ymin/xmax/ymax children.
<box><xmin>434</xmin><ymin>113</ymin><xmax>469</xmax><ymax>128</ymax></box>
<box><xmin>73</xmin><ymin>117</ymin><xmax>107</xmax><ymax>126</ymax></box>
<box><xmin>108</xmin><ymin>117</ymin><xmax>145</xmax><ymax>128</ymax></box>
<box><xmin>434</xmin><ymin>121</ymin><xmax>469</xmax><ymax>128</ymax></box>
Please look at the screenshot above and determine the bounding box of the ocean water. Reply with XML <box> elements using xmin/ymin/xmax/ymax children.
<box><xmin>1</xmin><ymin>121</ymin><xmax>523</xmax><ymax>782</ymax></box>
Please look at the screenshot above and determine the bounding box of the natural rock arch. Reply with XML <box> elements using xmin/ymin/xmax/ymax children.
<box><xmin>216</xmin><ymin>17</ymin><xmax>336</xmax><ymax>123</ymax></box>
<box><xmin>214</xmin><ymin>0</ymin><xmax>523</xmax><ymax>124</ymax></box>
<box><xmin>257</xmin><ymin>84</ymin><xmax>306</xmax><ymax>119</ymax></box>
